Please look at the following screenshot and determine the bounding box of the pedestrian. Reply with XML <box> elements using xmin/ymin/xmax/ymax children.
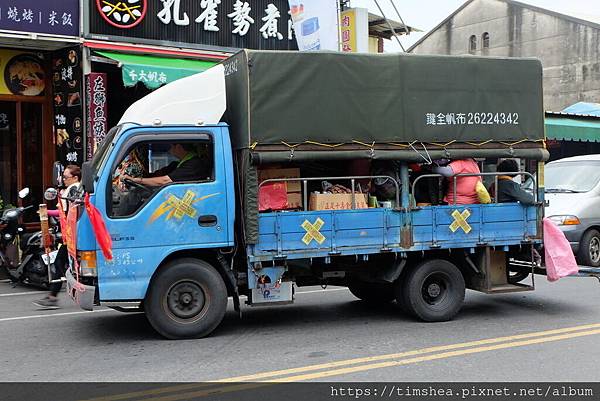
<box><xmin>33</xmin><ymin>165</ymin><xmax>81</xmax><ymax>309</ymax></box>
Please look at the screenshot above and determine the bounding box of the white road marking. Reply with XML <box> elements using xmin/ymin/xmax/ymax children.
<box><xmin>0</xmin><ymin>291</ymin><xmax>43</xmax><ymax>297</ymax></box>
<box><xmin>0</xmin><ymin>309</ymin><xmax>115</xmax><ymax>323</ymax></box>
<box><xmin>0</xmin><ymin>288</ymin><xmax>349</xmax><ymax>322</ymax></box>
<box><xmin>297</xmin><ymin>287</ymin><xmax>349</xmax><ymax>295</ymax></box>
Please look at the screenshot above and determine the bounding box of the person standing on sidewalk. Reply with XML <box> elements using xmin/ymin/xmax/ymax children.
<box><xmin>33</xmin><ymin>165</ymin><xmax>81</xmax><ymax>309</ymax></box>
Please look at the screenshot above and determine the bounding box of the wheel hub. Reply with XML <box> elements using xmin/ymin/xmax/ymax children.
<box><xmin>427</xmin><ymin>283</ymin><xmax>441</xmax><ymax>298</ymax></box>
<box><xmin>167</xmin><ymin>282</ymin><xmax>205</xmax><ymax>319</ymax></box>
<box><xmin>590</xmin><ymin>237</ymin><xmax>600</xmax><ymax>263</ymax></box>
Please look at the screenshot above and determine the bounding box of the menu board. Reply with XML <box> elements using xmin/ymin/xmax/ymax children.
<box><xmin>52</xmin><ymin>46</ymin><xmax>83</xmax><ymax>166</ymax></box>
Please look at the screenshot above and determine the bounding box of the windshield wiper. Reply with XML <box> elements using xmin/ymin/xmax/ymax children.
<box><xmin>545</xmin><ymin>188</ymin><xmax>582</xmax><ymax>193</ymax></box>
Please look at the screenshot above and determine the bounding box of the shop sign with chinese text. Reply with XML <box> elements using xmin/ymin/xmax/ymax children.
<box><xmin>0</xmin><ymin>0</ymin><xmax>79</xmax><ymax>37</ymax></box>
<box><xmin>87</xmin><ymin>0</ymin><xmax>297</xmax><ymax>50</ymax></box>
<box><xmin>52</xmin><ymin>47</ymin><xmax>84</xmax><ymax>166</ymax></box>
<box><xmin>86</xmin><ymin>72</ymin><xmax>108</xmax><ymax>159</ymax></box>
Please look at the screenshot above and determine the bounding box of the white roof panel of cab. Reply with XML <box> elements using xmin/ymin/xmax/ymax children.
<box><xmin>118</xmin><ymin>64</ymin><xmax>226</xmax><ymax>127</ymax></box>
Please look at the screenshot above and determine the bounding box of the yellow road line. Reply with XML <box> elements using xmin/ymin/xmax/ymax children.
<box><xmin>269</xmin><ymin>328</ymin><xmax>600</xmax><ymax>382</ymax></box>
<box><xmin>141</xmin><ymin>328</ymin><xmax>600</xmax><ymax>401</ymax></box>
<box><xmin>82</xmin><ymin>322</ymin><xmax>600</xmax><ymax>401</ymax></box>
<box><xmin>217</xmin><ymin>322</ymin><xmax>600</xmax><ymax>382</ymax></box>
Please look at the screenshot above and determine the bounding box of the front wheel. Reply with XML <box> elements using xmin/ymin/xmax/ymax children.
<box><xmin>577</xmin><ymin>229</ymin><xmax>600</xmax><ymax>267</ymax></box>
<box><xmin>395</xmin><ymin>259</ymin><xmax>465</xmax><ymax>322</ymax></box>
<box><xmin>145</xmin><ymin>258</ymin><xmax>227</xmax><ymax>339</ymax></box>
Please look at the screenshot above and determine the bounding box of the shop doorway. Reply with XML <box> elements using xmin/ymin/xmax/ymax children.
<box><xmin>0</xmin><ymin>99</ymin><xmax>48</xmax><ymax>221</ymax></box>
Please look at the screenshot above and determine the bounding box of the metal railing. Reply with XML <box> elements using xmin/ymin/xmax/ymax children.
<box><xmin>259</xmin><ymin>175</ymin><xmax>401</xmax><ymax>211</ymax></box>
<box><xmin>411</xmin><ymin>171</ymin><xmax>537</xmax><ymax>207</ymax></box>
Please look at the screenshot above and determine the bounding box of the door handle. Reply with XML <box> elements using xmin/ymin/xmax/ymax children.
<box><xmin>198</xmin><ymin>215</ymin><xmax>218</xmax><ymax>227</ymax></box>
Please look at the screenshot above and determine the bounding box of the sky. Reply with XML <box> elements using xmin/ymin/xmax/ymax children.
<box><xmin>349</xmin><ymin>0</ymin><xmax>599</xmax><ymax>52</ymax></box>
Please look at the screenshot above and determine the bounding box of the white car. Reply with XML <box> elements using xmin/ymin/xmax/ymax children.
<box><xmin>544</xmin><ymin>155</ymin><xmax>600</xmax><ymax>267</ymax></box>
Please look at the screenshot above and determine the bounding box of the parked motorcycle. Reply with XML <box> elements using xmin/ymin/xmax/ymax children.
<box><xmin>0</xmin><ymin>188</ymin><xmax>62</xmax><ymax>289</ymax></box>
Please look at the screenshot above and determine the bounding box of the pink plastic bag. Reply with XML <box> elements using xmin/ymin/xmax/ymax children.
<box><xmin>543</xmin><ymin>217</ymin><xmax>579</xmax><ymax>282</ymax></box>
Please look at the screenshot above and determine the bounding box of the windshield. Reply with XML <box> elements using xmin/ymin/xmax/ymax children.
<box><xmin>546</xmin><ymin>161</ymin><xmax>600</xmax><ymax>193</ymax></box>
<box><xmin>90</xmin><ymin>126</ymin><xmax>120</xmax><ymax>176</ymax></box>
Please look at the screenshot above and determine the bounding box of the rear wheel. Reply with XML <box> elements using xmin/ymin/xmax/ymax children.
<box><xmin>577</xmin><ymin>229</ymin><xmax>600</xmax><ymax>267</ymax></box>
<box><xmin>395</xmin><ymin>259</ymin><xmax>465</xmax><ymax>322</ymax></box>
<box><xmin>347</xmin><ymin>277</ymin><xmax>395</xmax><ymax>304</ymax></box>
<box><xmin>145</xmin><ymin>258</ymin><xmax>227</xmax><ymax>339</ymax></box>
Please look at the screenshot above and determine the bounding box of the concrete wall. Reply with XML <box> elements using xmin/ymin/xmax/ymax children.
<box><xmin>409</xmin><ymin>0</ymin><xmax>600</xmax><ymax>111</ymax></box>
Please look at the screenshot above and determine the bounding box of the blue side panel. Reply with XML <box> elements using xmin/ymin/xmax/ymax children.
<box><xmin>250</xmin><ymin>203</ymin><xmax>539</xmax><ymax>262</ymax></box>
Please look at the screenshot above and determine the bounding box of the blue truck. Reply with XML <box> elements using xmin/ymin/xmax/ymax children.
<box><xmin>64</xmin><ymin>51</ymin><xmax>567</xmax><ymax>339</ymax></box>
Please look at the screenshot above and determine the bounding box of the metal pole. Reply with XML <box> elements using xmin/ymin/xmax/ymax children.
<box><xmin>373</xmin><ymin>0</ymin><xmax>406</xmax><ymax>52</ymax></box>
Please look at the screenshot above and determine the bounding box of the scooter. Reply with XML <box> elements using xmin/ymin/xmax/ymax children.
<box><xmin>0</xmin><ymin>188</ymin><xmax>61</xmax><ymax>289</ymax></box>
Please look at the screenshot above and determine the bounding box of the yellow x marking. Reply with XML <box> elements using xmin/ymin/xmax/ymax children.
<box><xmin>147</xmin><ymin>190</ymin><xmax>219</xmax><ymax>225</ymax></box>
<box><xmin>449</xmin><ymin>209</ymin><xmax>472</xmax><ymax>234</ymax></box>
<box><xmin>301</xmin><ymin>218</ymin><xmax>326</xmax><ymax>245</ymax></box>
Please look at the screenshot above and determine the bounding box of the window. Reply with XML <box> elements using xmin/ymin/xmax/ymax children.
<box><xmin>469</xmin><ymin>35</ymin><xmax>477</xmax><ymax>53</ymax></box>
<box><xmin>482</xmin><ymin>32</ymin><xmax>490</xmax><ymax>49</ymax></box>
<box><xmin>109</xmin><ymin>138</ymin><xmax>214</xmax><ymax>217</ymax></box>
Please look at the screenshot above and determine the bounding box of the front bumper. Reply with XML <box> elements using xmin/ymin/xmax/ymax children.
<box><xmin>65</xmin><ymin>269</ymin><xmax>96</xmax><ymax>311</ymax></box>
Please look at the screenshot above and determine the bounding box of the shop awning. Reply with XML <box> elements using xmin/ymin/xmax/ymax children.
<box><xmin>545</xmin><ymin>116</ymin><xmax>600</xmax><ymax>142</ymax></box>
<box><xmin>95</xmin><ymin>51</ymin><xmax>218</xmax><ymax>89</ymax></box>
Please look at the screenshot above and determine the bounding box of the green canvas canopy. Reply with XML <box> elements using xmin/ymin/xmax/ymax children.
<box><xmin>222</xmin><ymin>50</ymin><xmax>545</xmax><ymax>152</ymax></box>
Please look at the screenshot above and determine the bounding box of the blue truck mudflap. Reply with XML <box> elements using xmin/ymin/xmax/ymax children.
<box><xmin>65</xmin><ymin>268</ymin><xmax>96</xmax><ymax>311</ymax></box>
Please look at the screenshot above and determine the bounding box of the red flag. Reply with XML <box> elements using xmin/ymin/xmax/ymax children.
<box><xmin>56</xmin><ymin>199</ymin><xmax>68</xmax><ymax>235</ymax></box>
<box><xmin>84</xmin><ymin>193</ymin><xmax>113</xmax><ymax>260</ymax></box>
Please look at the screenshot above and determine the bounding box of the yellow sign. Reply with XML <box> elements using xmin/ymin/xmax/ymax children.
<box><xmin>301</xmin><ymin>218</ymin><xmax>326</xmax><ymax>245</ymax></box>
<box><xmin>449</xmin><ymin>209</ymin><xmax>472</xmax><ymax>234</ymax></box>
<box><xmin>340</xmin><ymin>9</ymin><xmax>357</xmax><ymax>52</ymax></box>
<box><xmin>0</xmin><ymin>49</ymin><xmax>46</xmax><ymax>96</ymax></box>
<box><xmin>147</xmin><ymin>190</ymin><xmax>219</xmax><ymax>225</ymax></box>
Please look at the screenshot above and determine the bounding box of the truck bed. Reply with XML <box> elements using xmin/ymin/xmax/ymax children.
<box><xmin>248</xmin><ymin>203</ymin><xmax>539</xmax><ymax>262</ymax></box>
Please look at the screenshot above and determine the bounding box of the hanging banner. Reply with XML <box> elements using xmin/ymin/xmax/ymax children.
<box><xmin>52</xmin><ymin>46</ymin><xmax>84</xmax><ymax>166</ymax></box>
<box><xmin>85</xmin><ymin>72</ymin><xmax>108</xmax><ymax>159</ymax></box>
<box><xmin>288</xmin><ymin>0</ymin><xmax>339</xmax><ymax>51</ymax></box>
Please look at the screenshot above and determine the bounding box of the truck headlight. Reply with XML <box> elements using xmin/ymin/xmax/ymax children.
<box><xmin>78</xmin><ymin>251</ymin><xmax>97</xmax><ymax>277</ymax></box>
<box><xmin>548</xmin><ymin>215</ymin><xmax>580</xmax><ymax>226</ymax></box>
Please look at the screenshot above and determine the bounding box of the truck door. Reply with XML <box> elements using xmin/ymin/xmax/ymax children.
<box><xmin>98</xmin><ymin>128</ymin><xmax>232</xmax><ymax>300</ymax></box>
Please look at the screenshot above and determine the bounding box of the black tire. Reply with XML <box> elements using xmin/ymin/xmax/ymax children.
<box><xmin>577</xmin><ymin>229</ymin><xmax>600</xmax><ymax>267</ymax></box>
<box><xmin>507</xmin><ymin>267</ymin><xmax>530</xmax><ymax>284</ymax></box>
<box><xmin>347</xmin><ymin>277</ymin><xmax>395</xmax><ymax>304</ymax></box>
<box><xmin>395</xmin><ymin>259</ymin><xmax>465</xmax><ymax>322</ymax></box>
<box><xmin>145</xmin><ymin>258</ymin><xmax>227</xmax><ymax>339</ymax></box>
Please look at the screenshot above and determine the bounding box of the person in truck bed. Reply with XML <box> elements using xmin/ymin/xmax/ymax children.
<box><xmin>433</xmin><ymin>158</ymin><xmax>481</xmax><ymax>205</ymax></box>
<box><xmin>492</xmin><ymin>159</ymin><xmax>535</xmax><ymax>205</ymax></box>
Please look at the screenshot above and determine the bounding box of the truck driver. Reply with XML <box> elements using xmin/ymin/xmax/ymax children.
<box><xmin>122</xmin><ymin>143</ymin><xmax>209</xmax><ymax>186</ymax></box>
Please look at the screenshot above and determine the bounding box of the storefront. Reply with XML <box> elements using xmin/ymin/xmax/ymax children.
<box><xmin>83</xmin><ymin>0</ymin><xmax>297</xmax><ymax>155</ymax></box>
<box><xmin>545</xmin><ymin>112</ymin><xmax>600</xmax><ymax>161</ymax></box>
<box><xmin>0</xmin><ymin>0</ymin><xmax>81</xmax><ymax>219</ymax></box>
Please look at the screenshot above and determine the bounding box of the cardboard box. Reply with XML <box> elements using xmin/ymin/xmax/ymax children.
<box><xmin>309</xmin><ymin>193</ymin><xmax>368</xmax><ymax>211</ymax></box>
<box><xmin>259</xmin><ymin>168</ymin><xmax>301</xmax><ymax>192</ymax></box>
<box><xmin>286</xmin><ymin>192</ymin><xmax>303</xmax><ymax>209</ymax></box>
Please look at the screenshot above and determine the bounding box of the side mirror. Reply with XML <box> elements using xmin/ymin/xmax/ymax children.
<box><xmin>18</xmin><ymin>188</ymin><xmax>30</xmax><ymax>199</ymax></box>
<box><xmin>52</xmin><ymin>161</ymin><xmax>65</xmax><ymax>188</ymax></box>
<box><xmin>81</xmin><ymin>161</ymin><xmax>95</xmax><ymax>194</ymax></box>
<box><xmin>44</xmin><ymin>188</ymin><xmax>58</xmax><ymax>201</ymax></box>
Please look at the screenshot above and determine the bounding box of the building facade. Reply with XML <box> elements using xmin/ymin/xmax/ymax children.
<box><xmin>408</xmin><ymin>0</ymin><xmax>600</xmax><ymax>112</ymax></box>
<box><xmin>0</xmin><ymin>0</ymin><xmax>81</xmax><ymax>217</ymax></box>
